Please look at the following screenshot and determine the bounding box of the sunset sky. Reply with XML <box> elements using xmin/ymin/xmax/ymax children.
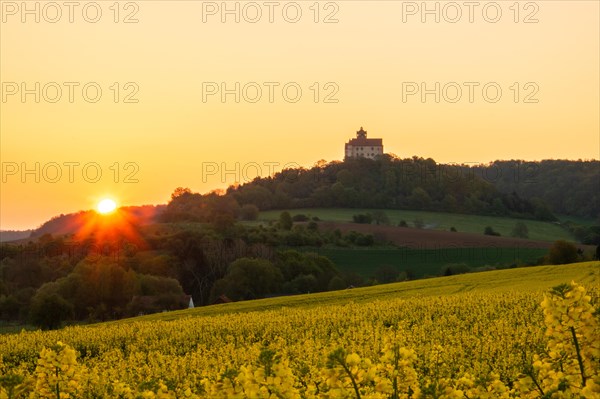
<box><xmin>1</xmin><ymin>1</ymin><xmax>599</xmax><ymax>230</ymax></box>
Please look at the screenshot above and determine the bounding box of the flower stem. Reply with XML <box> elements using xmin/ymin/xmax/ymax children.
<box><xmin>570</xmin><ymin>326</ymin><xmax>587</xmax><ymax>387</ymax></box>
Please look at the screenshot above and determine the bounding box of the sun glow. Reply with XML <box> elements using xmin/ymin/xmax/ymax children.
<box><xmin>97</xmin><ymin>199</ymin><xmax>117</xmax><ymax>214</ymax></box>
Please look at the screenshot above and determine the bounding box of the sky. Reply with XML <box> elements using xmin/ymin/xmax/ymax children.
<box><xmin>1</xmin><ymin>0</ymin><xmax>599</xmax><ymax>230</ymax></box>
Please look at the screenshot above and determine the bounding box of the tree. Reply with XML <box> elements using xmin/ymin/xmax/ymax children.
<box><xmin>413</xmin><ymin>219</ymin><xmax>425</xmax><ymax>229</ymax></box>
<box><xmin>284</xmin><ymin>274</ymin><xmax>318</xmax><ymax>294</ymax></box>
<box><xmin>29</xmin><ymin>292</ymin><xmax>73</xmax><ymax>330</ymax></box>
<box><xmin>0</xmin><ymin>295</ymin><xmax>20</xmax><ymax>320</ymax></box>
<box><xmin>372</xmin><ymin>210</ymin><xmax>390</xmax><ymax>225</ymax></box>
<box><xmin>511</xmin><ymin>222</ymin><xmax>529</xmax><ymax>238</ymax></box>
<box><xmin>374</xmin><ymin>265</ymin><xmax>399</xmax><ymax>284</ymax></box>
<box><xmin>240</xmin><ymin>204</ymin><xmax>260</xmax><ymax>221</ymax></box>
<box><xmin>279</xmin><ymin>212</ymin><xmax>293</xmax><ymax>231</ymax></box>
<box><xmin>327</xmin><ymin>276</ymin><xmax>346</xmax><ymax>291</ymax></box>
<box><xmin>210</xmin><ymin>258</ymin><xmax>283</xmax><ymax>301</ymax></box>
<box><xmin>548</xmin><ymin>240</ymin><xmax>578</xmax><ymax>265</ymax></box>
<box><xmin>408</xmin><ymin>187</ymin><xmax>431</xmax><ymax>209</ymax></box>
<box><xmin>212</xmin><ymin>213</ymin><xmax>235</xmax><ymax>234</ymax></box>
<box><xmin>171</xmin><ymin>187</ymin><xmax>192</xmax><ymax>200</ymax></box>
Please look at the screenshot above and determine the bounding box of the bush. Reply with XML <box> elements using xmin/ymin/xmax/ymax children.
<box><xmin>346</xmin><ymin>231</ymin><xmax>374</xmax><ymax>246</ymax></box>
<box><xmin>292</xmin><ymin>214</ymin><xmax>309</xmax><ymax>222</ymax></box>
<box><xmin>327</xmin><ymin>276</ymin><xmax>346</xmax><ymax>291</ymax></box>
<box><xmin>374</xmin><ymin>265</ymin><xmax>399</xmax><ymax>284</ymax></box>
<box><xmin>372</xmin><ymin>210</ymin><xmax>390</xmax><ymax>225</ymax></box>
<box><xmin>279</xmin><ymin>212</ymin><xmax>293</xmax><ymax>230</ymax></box>
<box><xmin>441</xmin><ymin>263</ymin><xmax>471</xmax><ymax>276</ymax></box>
<box><xmin>284</xmin><ymin>274</ymin><xmax>318</xmax><ymax>294</ymax></box>
<box><xmin>484</xmin><ymin>226</ymin><xmax>501</xmax><ymax>236</ymax></box>
<box><xmin>240</xmin><ymin>204</ymin><xmax>260</xmax><ymax>221</ymax></box>
<box><xmin>398</xmin><ymin>220</ymin><xmax>408</xmax><ymax>227</ymax></box>
<box><xmin>450</xmin><ymin>226</ymin><xmax>457</xmax><ymax>232</ymax></box>
<box><xmin>511</xmin><ymin>222</ymin><xmax>529</xmax><ymax>238</ymax></box>
<box><xmin>352</xmin><ymin>214</ymin><xmax>373</xmax><ymax>224</ymax></box>
<box><xmin>548</xmin><ymin>240</ymin><xmax>578</xmax><ymax>265</ymax></box>
<box><xmin>0</xmin><ymin>295</ymin><xmax>20</xmax><ymax>320</ymax></box>
<box><xmin>355</xmin><ymin>234</ymin><xmax>374</xmax><ymax>246</ymax></box>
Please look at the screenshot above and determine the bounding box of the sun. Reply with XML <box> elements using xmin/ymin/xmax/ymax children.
<box><xmin>97</xmin><ymin>198</ymin><xmax>117</xmax><ymax>214</ymax></box>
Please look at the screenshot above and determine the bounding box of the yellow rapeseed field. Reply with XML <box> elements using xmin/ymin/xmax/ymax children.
<box><xmin>1</xmin><ymin>262</ymin><xmax>598</xmax><ymax>398</ymax></box>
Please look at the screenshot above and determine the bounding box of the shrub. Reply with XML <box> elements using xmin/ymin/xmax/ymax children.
<box><xmin>292</xmin><ymin>214</ymin><xmax>309</xmax><ymax>222</ymax></box>
<box><xmin>352</xmin><ymin>214</ymin><xmax>373</xmax><ymax>224</ymax></box>
<box><xmin>484</xmin><ymin>226</ymin><xmax>501</xmax><ymax>236</ymax></box>
<box><xmin>511</xmin><ymin>222</ymin><xmax>529</xmax><ymax>238</ymax></box>
<box><xmin>372</xmin><ymin>210</ymin><xmax>390</xmax><ymax>225</ymax></box>
<box><xmin>327</xmin><ymin>276</ymin><xmax>346</xmax><ymax>291</ymax></box>
<box><xmin>279</xmin><ymin>212</ymin><xmax>293</xmax><ymax>230</ymax></box>
<box><xmin>240</xmin><ymin>204</ymin><xmax>260</xmax><ymax>221</ymax></box>
<box><xmin>374</xmin><ymin>265</ymin><xmax>399</xmax><ymax>284</ymax></box>
<box><xmin>548</xmin><ymin>240</ymin><xmax>578</xmax><ymax>264</ymax></box>
<box><xmin>441</xmin><ymin>263</ymin><xmax>471</xmax><ymax>276</ymax></box>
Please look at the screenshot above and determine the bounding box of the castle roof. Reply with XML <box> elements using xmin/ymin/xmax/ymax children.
<box><xmin>346</xmin><ymin>137</ymin><xmax>383</xmax><ymax>146</ymax></box>
<box><xmin>346</xmin><ymin>127</ymin><xmax>382</xmax><ymax>147</ymax></box>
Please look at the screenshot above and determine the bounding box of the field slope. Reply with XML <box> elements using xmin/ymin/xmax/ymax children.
<box><xmin>258</xmin><ymin>208</ymin><xmax>575</xmax><ymax>241</ymax></box>
<box><xmin>117</xmin><ymin>261</ymin><xmax>599</xmax><ymax>323</ymax></box>
<box><xmin>0</xmin><ymin>262</ymin><xmax>598</xmax><ymax>398</ymax></box>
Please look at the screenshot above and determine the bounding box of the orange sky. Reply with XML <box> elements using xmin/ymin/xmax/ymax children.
<box><xmin>1</xmin><ymin>1</ymin><xmax>599</xmax><ymax>230</ymax></box>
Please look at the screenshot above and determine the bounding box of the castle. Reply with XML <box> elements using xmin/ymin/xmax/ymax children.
<box><xmin>344</xmin><ymin>127</ymin><xmax>383</xmax><ymax>160</ymax></box>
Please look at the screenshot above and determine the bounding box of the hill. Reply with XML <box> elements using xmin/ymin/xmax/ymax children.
<box><xmin>0</xmin><ymin>230</ymin><xmax>33</xmax><ymax>243</ymax></box>
<box><xmin>221</xmin><ymin>156</ymin><xmax>559</xmax><ymax>221</ymax></box>
<box><xmin>30</xmin><ymin>205</ymin><xmax>164</xmax><ymax>237</ymax></box>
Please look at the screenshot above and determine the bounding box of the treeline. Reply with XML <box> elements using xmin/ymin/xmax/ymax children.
<box><xmin>1</xmin><ymin>216</ymin><xmax>378</xmax><ymax>328</ymax></box>
<box><xmin>2</xmin><ymin>208</ymin><xmax>597</xmax><ymax>329</ymax></box>
<box><xmin>472</xmin><ymin>160</ymin><xmax>599</xmax><ymax>219</ymax></box>
<box><xmin>220</xmin><ymin>157</ymin><xmax>599</xmax><ymax>221</ymax></box>
<box><xmin>221</xmin><ymin>156</ymin><xmax>556</xmax><ymax>221</ymax></box>
<box><xmin>0</xmin><ymin>237</ymin><xmax>186</xmax><ymax>328</ymax></box>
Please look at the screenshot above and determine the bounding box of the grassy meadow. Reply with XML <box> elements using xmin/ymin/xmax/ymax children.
<box><xmin>258</xmin><ymin>208</ymin><xmax>575</xmax><ymax>242</ymax></box>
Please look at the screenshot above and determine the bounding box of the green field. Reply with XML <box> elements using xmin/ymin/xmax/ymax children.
<box><xmin>258</xmin><ymin>208</ymin><xmax>575</xmax><ymax>241</ymax></box>
<box><xmin>112</xmin><ymin>261</ymin><xmax>599</xmax><ymax>324</ymax></box>
<box><xmin>556</xmin><ymin>214</ymin><xmax>599</xmax><ymax>227</ymax></box>
<box><xmin>296</xmin><ymin>247</ymin><xmax>548</xmax><ymax>278</ymax></box>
